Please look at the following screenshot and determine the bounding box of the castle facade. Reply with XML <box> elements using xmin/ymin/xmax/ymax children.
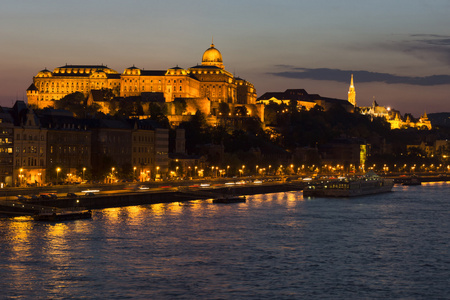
<box><xmin>26</xmin><ymin>42</ymin><xmax>257</xmax><ymax>112</ymax></box>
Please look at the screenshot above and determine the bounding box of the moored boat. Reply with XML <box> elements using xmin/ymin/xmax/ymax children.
<box><xmin>303</xmin><ymin>171</ymin><xmax>394</xmax><ymax>197</ymax></box>
<box><xmin>33</xmin><ymin>210</ymin><xmax>92</xmax><ymax>221</ymax></box>
<box><xmin>401</xmin><ymin>177</ymin><xmax>421</xmax><ymax>186</ymax></box>
<box><xmin>213</xmin><ymin>196</ymin><xmax>246</xmax><ymax>204</ymax></box>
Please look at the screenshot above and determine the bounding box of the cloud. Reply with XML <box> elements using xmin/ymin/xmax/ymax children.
<box><xmin>269</xmin><ymin>67</ymin><xmax>450</xmax><ymax>86</ymax></box>
<box><xmin>410</xmin><ymin>34</ymin><xmax>450</xmax><ymax>46</ymax></box>
<box><xmin>389</xmin><ymin>34</ymin><xmax>450</xmax><ymax>65</ymax></box>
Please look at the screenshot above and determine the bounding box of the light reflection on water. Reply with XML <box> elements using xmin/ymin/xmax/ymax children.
<box><xmin>1</xmin><ymin>185</ymin><xmax>450</xmax><ymax>299</ymax></box>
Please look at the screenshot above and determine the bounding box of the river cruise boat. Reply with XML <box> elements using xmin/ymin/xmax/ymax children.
<box><xmin>303</xmin><ymin>171</ymin><xmax>394</xmax><ymax>197</ymax></box>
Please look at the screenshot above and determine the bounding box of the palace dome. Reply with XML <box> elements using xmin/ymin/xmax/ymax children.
<box><xmin>201</xmin><ymin>43</ymin><xmax>224</xmax><ymax>69</ymax></box>
<box><xmin>36</xmin><ymin>69</ymin><xmax>52</xmax><ymax>78</ymax></box>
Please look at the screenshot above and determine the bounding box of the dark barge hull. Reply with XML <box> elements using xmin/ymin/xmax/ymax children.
<box><xmin>33</xmin><ymin>210</ymin><xmax>92</xmax><ymax>222</ymax></box>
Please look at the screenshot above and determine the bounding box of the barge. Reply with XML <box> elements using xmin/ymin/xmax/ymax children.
<box><xmin>33</xmin><ymin>209</ymin><xmax>92</xmax><ymax>222</ymax></box>
<box><xmin>212</xmin><ymin>196</ymin><xmax>246</xmax><ymax>204</ymax></box>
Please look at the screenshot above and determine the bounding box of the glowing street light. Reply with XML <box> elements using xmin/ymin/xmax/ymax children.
<box><xmin>56</xmin><ymin>167</ymin><xmax>61</xmax><ymax>184</ymax></box>
<box><xmin>83</xmin><ymin>167</ymin><xmax>86</xmax><ymax>182</ymax></box>
<box><xmin>111</xmin><ymin>167</ymin><xmax>115</xmax><ymax>183</ymax></box>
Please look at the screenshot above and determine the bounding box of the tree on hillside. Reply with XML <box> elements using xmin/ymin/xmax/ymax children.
<box><xmin>149</xmin><ymin>102</ymin><xmax>169</xmax><ymax>128</ymax></box>
<box><xmin>173</xmin><ymin>99</ymin><xmax>187</xmax><ymax>115</ymax></box>
<box><xmin>54</xmin><ymin>92</ymin><xmax>86</xmax><ymax>116</ymax></box>
<box><xmin>54</xmin><ymin>92</ymin><xmax>102</xmax><ymax>117</ymax></box>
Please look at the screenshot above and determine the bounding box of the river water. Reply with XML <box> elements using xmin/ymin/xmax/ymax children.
<box><xmin>1</xmin><ymin>182</ymin><xmax>449</xmax><ymax>299</ymax></box>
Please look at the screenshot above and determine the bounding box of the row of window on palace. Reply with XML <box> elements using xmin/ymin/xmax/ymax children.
<box><xmin>36</xmin><ymin>81</ymin><xmax>120</xmax><ymax>89</ymax></box>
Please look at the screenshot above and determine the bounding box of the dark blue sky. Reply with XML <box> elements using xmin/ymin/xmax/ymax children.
<box><xmin>1</xmin><ymin>0</ymin><xmax>449</xmax><ymax>115</ymax></box>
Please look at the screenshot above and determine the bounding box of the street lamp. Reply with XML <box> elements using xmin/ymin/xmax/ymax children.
<box><xmin>133</xmin><ymin>166</ymin><xmax>137</xmax><ymax>181</ymax></box>
<box><xmin>111</xmin><ymin>167</ymin><xmax>115</xmax><ymax>183</ymax></box>
<box><xmin>56</xmin><ymin>167</ymin><xmax>61</xmax><ymax>184</ymax></box>
<box><xmin>82</xmin><ymin>167</ymin><xmax>86</xmax><ymax>182</ymax></box>
<box><xmin>37</xmin><ymin>172</ymin><xmax>42</xmax><ymax>186</ymax></box>
<box><xmin>227</xmin><ymin>165</ymin><xmax>230</xmax><ymax>177</ymax></box>
<box><xmin>19</xmin><ymin>168</ymin><xmax>23</xmax><ymax>187</ymax></box>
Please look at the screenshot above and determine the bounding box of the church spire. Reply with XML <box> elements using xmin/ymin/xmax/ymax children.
<box><xmin>348</xmin><ymin>74</ymin><xmax>356</xmax><ymax>106</ymax></box>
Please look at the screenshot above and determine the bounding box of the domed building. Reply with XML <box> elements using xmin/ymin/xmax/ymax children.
<box><xmin>26</xmin><ymin>42</ymin><xmax>260</xmax><ymax>122</ymax></box>
<box><xmin>201</xmin><ymin>43</ymin><xmax>224</xmax><ymax>69</ymax></box>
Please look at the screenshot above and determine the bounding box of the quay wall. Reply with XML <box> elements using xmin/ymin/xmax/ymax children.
<box><xmin>30</xmin><ymin>183</ymin><xmax>305</xmax><ymax>210</ymax></box>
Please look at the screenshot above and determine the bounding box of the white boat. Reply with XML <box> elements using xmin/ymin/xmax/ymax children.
<box><xmin>303</xmin><ymin>171</ymin><xmax>394</xmax><ymax>197</ymax></box>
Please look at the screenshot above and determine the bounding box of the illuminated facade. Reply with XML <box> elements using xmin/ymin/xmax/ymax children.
<box><xmin>359</xmin><ymin>101</ymin><xmax>432</xmax><ymax>130</ymax></box>
<box><xmin>257</xmin><ymin>89</ymin><xmax>354</xmax><ymax>112</ymax></box>
<box><xmin>13</xmin><ymin>109</ymin><xmax>47</xmax><ymax>187</ymax></box>
<box><xmin>350</xmin><ymin>76</ymin><xmax>432</xmax><ymax>130</ymax></box>
<box><xmin>0</xmin><ymin>109</ymin><xmax>14</xmax><ymax>187</ymax></box>
<box><xmin>348</xmin><ymin>74</ymin><xmax>356</xmax><ymax>106</ymax></box>
<box><xmin>26</xmin><ymin>42</ymin><xmax>257</xmax><ymax>111</ymax></box>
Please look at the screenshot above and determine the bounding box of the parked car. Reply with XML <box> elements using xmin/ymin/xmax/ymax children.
<box><xmin>49</xmin><ymin>194</ymin><xmax>58</xmax><ymax>199</ymax></box>
<box><xmin>29</xmin><ymin>195</ymin><xmax>39</xmax><ymax>200</ymax></box>
<box><xmin>85</xmin><ymin>192</ymin><xmax>94</xmax><ymax>196</ymax></box>
<box><xmin>40</xmin><ymin>194</ymin><xmax>51</xmax><ymax>199</ymax></box>
<box><xmin>16</xmin><ymin>195</ymin><xmax>28</xmax><ymax>200</ymax></box>
<box><xmin>66</xmin><ymin>193</ymin><xmax>77</xmax><ymax>198</ymax></box>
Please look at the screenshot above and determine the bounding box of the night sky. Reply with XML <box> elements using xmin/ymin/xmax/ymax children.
<box><xmin>1</xmin><ymin>0</ymin><xmax>449</xmax><ymax>116</ymax></box>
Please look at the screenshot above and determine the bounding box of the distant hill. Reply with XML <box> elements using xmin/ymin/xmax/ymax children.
<box><xmin>428</xmin><ymin>112</ymin><xmax>450</xmax><ymax>128</ymax></box>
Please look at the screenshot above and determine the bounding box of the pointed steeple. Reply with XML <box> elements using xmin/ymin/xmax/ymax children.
<box><xmin>348</xmin><ymin>74</ymin><xmax>356</xmax><ymax>106</ymax></box>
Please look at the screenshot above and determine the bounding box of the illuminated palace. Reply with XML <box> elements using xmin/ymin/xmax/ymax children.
<box><xmin>26</xmin><ymin>42</ymin><xmax>261</xmax><ymax>121</ymax></box>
